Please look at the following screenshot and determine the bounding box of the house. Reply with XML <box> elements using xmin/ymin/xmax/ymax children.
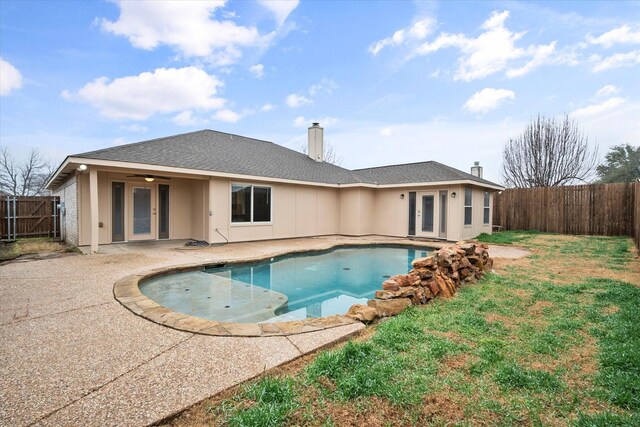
<box><xmin>46</xmin><ymin>124</ymin><xmax>504</xmax><ymax>253</ymax></box>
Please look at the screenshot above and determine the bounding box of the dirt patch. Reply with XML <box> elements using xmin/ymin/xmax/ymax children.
<box><xmin>493</xmin><ymin>234</ymin><xmax>640</xmax><ymax>286</ymax></box>
<box><xmin>484</xmin><ymin>313</ymin><xmax>512</xmax><ymax>324</ymax></box>
<box><xmin>441</xmin><ymin>353</ymin><xmax>472</xmax><ymax>371</ymax></box>
<box><xmin>425</xmin><ymin>329</ymin><xmax>466</xmax><ymax>343</ymax></box>
<box><xmin>0</xmin><ymin>239</ymin><xmax>77</xmax><ymax>265</ymax></box>
<box><xmin>527</xmin><ymin>300</ymin><xmax>554</xmax><ymax>315</ymax></box>
<box><xmin>421</xmin><ymin>393</ymin><xmax>467</xmax><ymax>425</ymax></box>
<box><xmin>511</xmin><ymin>288</ymin><xmax>532</xmax><ymax>298</ymax></box>
<box><xmin>295</xmin><ymin>396</ymin><xmax>416</xmax><ymax>427</ymax></box>
<box><xmin>602</xmin><ymin>305</ymin><xmax>620</xmax><ymax>315</ymax></box>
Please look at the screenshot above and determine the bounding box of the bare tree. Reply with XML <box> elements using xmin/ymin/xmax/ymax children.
<box><xmin>300</xmin><ymin>143</ymin><xmax>343</xmax><ymax>166</ymax></box>
<box><xmin>502</xmin><ymin>115</ymin><xmax>598</xmax><ymax>188</ymax></box>
<box><xmin>0</xmin><ymin>146</ymin><xmax>54</xmax><ymax>196</ymax></box>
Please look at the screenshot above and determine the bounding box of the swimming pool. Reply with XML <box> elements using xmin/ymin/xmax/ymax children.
<box><xmin>139</xmin><ymin>245</ymin><xmax>431</xmax><ymax>323</ymax></box>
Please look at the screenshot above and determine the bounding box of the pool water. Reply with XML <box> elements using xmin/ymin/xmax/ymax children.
<box><xmin>140</xmin><ymin>245</ymin><xmax>431</xmax><ymax>323</ymax></box>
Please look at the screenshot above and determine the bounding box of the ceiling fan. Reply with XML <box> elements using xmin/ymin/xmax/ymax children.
<box><xmin>126</xmin><ymin>174</ymin><xmax>171</xmax><ymax>182</ymax></box>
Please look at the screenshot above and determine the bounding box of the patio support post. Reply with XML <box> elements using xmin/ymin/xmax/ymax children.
<box><xmin>89</xmin><ymin>168</ymin><xmax>99</xmax><ymax>253</ymax></box>
<box><xmin>207</xmin><ymin>177</ymin><xmax>215</xmax><ymax>244</ymax></box>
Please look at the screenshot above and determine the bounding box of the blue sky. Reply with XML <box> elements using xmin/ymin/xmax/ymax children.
<box><xmin>1</xmin><ymin>0</ymin><xmax>639</xmax><ymax>183</ymax></box>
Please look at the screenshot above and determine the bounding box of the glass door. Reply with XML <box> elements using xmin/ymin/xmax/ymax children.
<box><xmin>439</xmin><ymin>190</ymin><xmax>447</xmax><ymax>239</ymax></box>
<box><xmin>158</xmin><ymin>184</ymin><xmax>169</xmax><ymax>239</ymax></box>
<box><xmin>112</xmin><ymin>182</ymin><xmax>125</xmax><ymax>242</ymax></box>
<box><xmin>415</xmin><ymin>191</ymin><xmax>437</xmax><ymax>237</ymax></box>
<box><xmin>130</xmin><ymin>186</ymin><xmax>155</xmax><ymax>240</ymax></box>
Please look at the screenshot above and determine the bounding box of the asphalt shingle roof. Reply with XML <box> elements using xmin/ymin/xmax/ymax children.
<box><xmin>354</xmin><ymin>161</ymin><xmax>500</xmax><ymax>187</ymax></box>
<box><xmin>72</xmin><ymin>129</ymin><xmax>501</xmax><ymax>187</ymax></box>
<box><xmin>74</xmin><ymin>130</ymin><xmax>362</xmax><ymax>185</ymax></box>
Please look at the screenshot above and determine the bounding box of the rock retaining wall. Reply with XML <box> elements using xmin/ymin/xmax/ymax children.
<box><xmin>346</xmin><ymin>243</ymin><xmax>493</xmax><ymax>322</ymax></box>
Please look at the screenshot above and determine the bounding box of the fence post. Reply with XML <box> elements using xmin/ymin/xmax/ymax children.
<box><xmin>13</xmin><ymin>197</ymin><xmax>17</xmax><ymax>241</ymax></box>
<box><xmin>4</xmin><ymin>196</ymin><xmax>9</xmax><ymax>240</ymax></box>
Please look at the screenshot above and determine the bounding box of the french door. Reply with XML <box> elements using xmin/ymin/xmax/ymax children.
<box><xmin>130</xmin><ymin>186</ymin><xmax>156</xmax><ymax>241</ymax></box>
<box><xmin>415</xmin><ymin>191</ymin><xmax>443</xmax><ymax>238</ymax></box>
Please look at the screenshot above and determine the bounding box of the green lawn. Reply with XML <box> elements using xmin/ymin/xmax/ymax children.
<box><xmin>170</xmin><ymin>233</ymin><xmax>639</xmax><ymax>426</ymax></box>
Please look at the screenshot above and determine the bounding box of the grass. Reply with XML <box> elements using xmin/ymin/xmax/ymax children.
<box><xmin>475</xmin><ymin>229</ymin><xmax>542</xmax><ymax>245</ymax></box>
<box><xmin>167</xmin><ymin>232</ymin><xmax>640</xmax><ymax>426</ymax></box>
<box><xmin>212</xmin><ymin>377</ymin><xmax>299</xmax><ymax>427</ymax></box>
<box><xmin>0</xmin><ymin>237</ymin><xmax>76</xmax><ymax>261</ymax></box>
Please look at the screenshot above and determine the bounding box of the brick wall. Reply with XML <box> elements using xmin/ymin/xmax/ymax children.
<box><xmin>53</xmin><ymin>175</ymin><xmax>79</xmax><ymax>246</ymax></box>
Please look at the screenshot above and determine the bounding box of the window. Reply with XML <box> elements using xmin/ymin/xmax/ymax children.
<box><xmin>464</xmin><ymin>188</ymin><xmax>473</xmax><ymax>226</ymax></box>
<box><xmin>133</xmin><ymin>187</ymin><xmax>151</xmax><ymax>234</ymax></box>
<box><xmin>483</xmin><ymin>191</ymin><xmax>490</xmax><ymax>225</ymax></box>
<box><xmin>421</xmin><ymin>195</ymin><xmax>434</xmax><ymax>232</ymax></box>
<box><xmin>231</xmin><ymin>184</ymin><xmax>271</xmax><ymax>223</ymax></box>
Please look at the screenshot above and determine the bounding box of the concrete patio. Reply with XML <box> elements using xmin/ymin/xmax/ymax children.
<box><xmin>0</xmin><ymin>235</ymin><xmax>528</xmax><ymax>426</ymax></box>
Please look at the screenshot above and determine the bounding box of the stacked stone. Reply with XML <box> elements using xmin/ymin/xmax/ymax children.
<box><xmin>346</xmin><ymin>243</ymin><xmax>493</xmax><ymax>323</ymax></box>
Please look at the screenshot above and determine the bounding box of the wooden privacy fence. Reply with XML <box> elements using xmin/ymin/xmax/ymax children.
<box><xmin>493</xmin><ymin>182</ymin><xmax>640</xmax><ymax>249</ymax></box>
<box><xmin>1</xmin><ymin>196</ymin><xmax>60</xmax><ymax>240</ymax></box>
<box><xmin>635</xmin><ymin>184</ymin><xmax>640</xmax><ymax>250</ymax></box>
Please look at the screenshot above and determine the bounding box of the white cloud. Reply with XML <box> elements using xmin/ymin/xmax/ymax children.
<box><xmin>0</xmin><ymin>58</ymin><xmax>23</xmax><ymax>96</ymax></box>
<box><xmin>172</xmin><ymin>110</ymin><xmax>201</xmax><ymax>126</ymax></box>
<box><xmin>112</xmin><ymin>137</ymin><xmax>129</xmax><ymax>146</ymax></box>
<box><xmin>587</xmin><ymin>25</ymin><xmax>640</xmax><ymax>48</ymax></box>
<box><xmin>317</xmin><ymin>119</ymin><xmax>525</xmax><ymax>183</ymax></box>
<box><xmin>249</xmin><ymin>64</ymin><xmax>265</xmax><ymax>79</ymax></box>
<box><xmin>293</xmin><ymin>116</ymin><xmax>337</xmax><ymax>127</ymax></box>
<box><xmin>120</xmin><ymin>124</ymin><xmax>148</xmax><ymax>132</ymax></box>
<box><xmin>592</xmin><ymin>50</ymin><xmax>640</xmax><ymax>72</ymax></box>
<box><xmin>369</xmin><ymin>18</ymin><xmax>435</xmax><ymax>55</ymax></box>
<box><xmin>260</xmin><ymin>103</ymin><xmax>276</xmax><ymax>111</ymax></box>
<box><xmin>410</xmin><ymin>10</ymin><xmax>557</xmax><ymax>81</ymax></box>
<box><xmin>571</xmin><ymin>97</ymin><xmax>626</xmax><ymax>118</ymax></box>
<box><xmin>99</xmin><ymin>0</ymin><xmax>272</xmax><ymax>66</ymax></box>
<box><xmin>380</xmin><ymin>126</ymin><xmax>394</xmax><ymax>137</ymax></box>
<box><xmin>506</xmin><ymin>42</ymin><xmax>557</xmax><ymax>77</ymax></box>
<box><xmin>213</xmin><ymin>108</ymin><xmax>242</xmax><ymax>123</ymax></box>
<box><xmin>293</xmin><ymin>116</ymin><xmax>307</xmax><ymax>127</ymax></box>
<box><xmin>463</xmin><ymin>88</ymin><xmax>515</xmax><ymax>113</ymax></box>
<box><xmin>596</xmin><ymin>85</ymin><xmax>620</xmax><ymax>97</ymax></box>
<box><xmin>308</xmin><ymin>78</ymin><xmax>338</xmax><ymax>96</ymax></box>
<box><xmin>69</xmin><ymin>66</ymin><xmax>225</xmax><ymax>120</ymax></box>
<box><xmin>286</xmin><ymin>93</ymin><xmax>312</xmax><ymax>108</ymax></box>
<box><xmin>258</xmin><ymin>0</ymin><xmax>299</xmax><ymax>26</ymax></box>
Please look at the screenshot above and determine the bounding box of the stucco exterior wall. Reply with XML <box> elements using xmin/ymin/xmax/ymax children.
<box><xmin>460</xmin><ymin>187</ymin><xmax>493</xmax><ymax>240</ymax></box>
<box><xmin>368</xmin><ymin>184</ymin><xmax>468</xmax><ymax>241</ymax></box>
<box><xmin>337</xmin><ymin>188</ymin><xmax>376</xmax><ymax>236</ymax></box>
<box><xmin>372</xmin><ymin>188</ymin><xmax>409</xmax><ymax>237</ymax></box>
<box><xmin>67</xmin><ymin>166</ymin><xmax>495</xmax><ymax>247</ymax></box>
<box><xmin>75</xmin><ymin>171</ymin><xmax>209</xmax><ymax>246</ymax></box>
<box><xmin>208</xmin><ymin>178</ymin><xmax>341</xmax><ymax>244</ymax></box>
<box><xmin>52</xmin><ymin>174</ymin><xmax>79</xmax><ymax>246</ymax></box>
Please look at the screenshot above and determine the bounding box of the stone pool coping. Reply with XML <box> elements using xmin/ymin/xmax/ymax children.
<box><xmin>113</xmin><ymin>240</ymin><xmax>440</xmax><ymax>337</ymax></box>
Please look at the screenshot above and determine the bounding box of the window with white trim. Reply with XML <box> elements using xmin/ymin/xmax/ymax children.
<box><xmin>231</xmin><ymin>184</ymin><xmax>271</xmax><ymax>223</ymax></box>
<box><xmin>483</xmin><ymin>191</ymin><xmax>490</xmax><ymax>225</ymax></box>
<box><xmin>464</xmin><ymin>188</ymin><xmax>473</xmax><ymax>226</ymax></box>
